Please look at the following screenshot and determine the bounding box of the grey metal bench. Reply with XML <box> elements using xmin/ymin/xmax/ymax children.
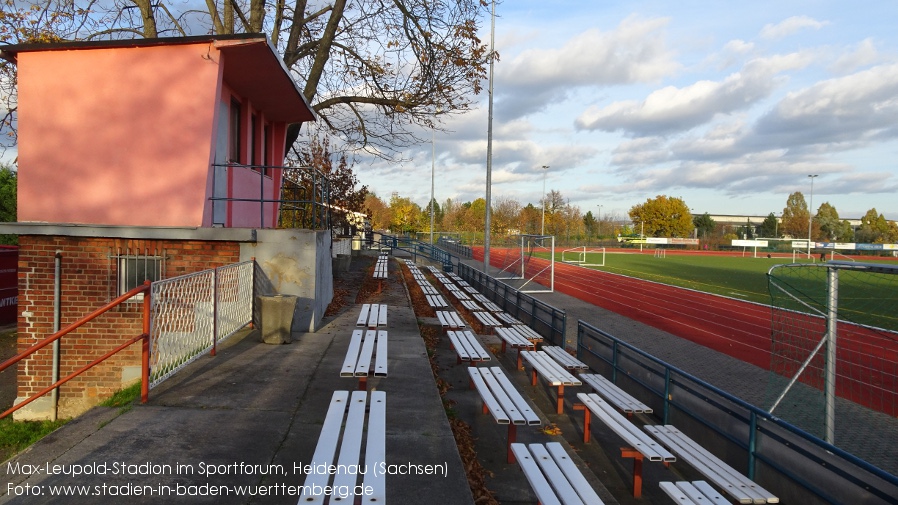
<box><xmin>511</xmin><ymin>442</ymin><xmax>605</xmax><ymax>505</ymax></box>
<box><xmin>472</xmin><ymin>310</ymin><xmax>503</xmax><ymax>330</ymax></box>
<box><xmin>340</xmin><ymin>329</ymin><xmax>388</xmax><ymax>390</ymax></box>
<box><xmin>659</xmin><ymin>481</ymin><xmax>727</xmax><ymax>504</ymax></box>
<box><xmin>574</xmin><ymin>392</ymin><xmax>675</xmax><ymax>498</ymax></box>
<box><xmin>469</xmin><ymin>366</ymin><xmax>541</xmax><ymax>463</ymax></box>
<box><xmin>646</xmin><ymin>425</ymin><xmax>779</xmax><ymax>504</ymax></box>
<box><xmin>542</xmin><ymin>345</ymin><xmax>589</xmax><ymax>371</ymax></box>
<box><xmin>494</xmin><ymin>326</ymin><xmax>536</xmax><ymax>369</ymax></box>
<box><xmin>447</xmin><ymin>330</ymin><xmax>491</xmax><ymax>364</ymax></box>
<box><xmin>581</xmin><ymin>373</ymin><xmax>652</xmax><ymax>415</ymax></box>
<box><xmin>299</xmin><ymin>390</ymin><xmax>385</xmax><ymax>504</ymax></box>
<box><xmin>425</xmin><ymin>294</ymin><xmax>448</xmax><ymax>308</ymax></box>
<box><xmin>521</xmin><ymin>350</ymin><xmax>582</xmax><ymax>414</ymax></box>
<box><xmin>436</xmin><ymin>310</ymin><xmax>466</xmax><ymax>329</ymax></box>
<box><xmin>356</xmin><ymin>303</ymin><xmax>387</xmax><ymax>328</ymax></box>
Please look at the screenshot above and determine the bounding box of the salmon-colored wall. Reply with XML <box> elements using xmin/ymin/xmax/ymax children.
<box><xmin>17</xmin><ymin>43</ymin><xmax>221</xmax><ymax>226</ymax></box>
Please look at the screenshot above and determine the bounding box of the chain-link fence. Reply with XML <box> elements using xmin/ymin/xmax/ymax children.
<box><xmin>149</xmin><ymin>261</ymin><xmax>254</xmax><ymax>388</ymax></box>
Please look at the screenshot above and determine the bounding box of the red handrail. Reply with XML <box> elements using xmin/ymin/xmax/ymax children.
<box><xmin>0</xmin><ymin>281</ymin><xmax>152</xmax><ymax>419</ymax></box>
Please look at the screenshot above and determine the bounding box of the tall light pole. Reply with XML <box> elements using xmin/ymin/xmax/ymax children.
<box><xmin>808</xmin><ymin>174</ymin><xmax>818</xmax><ymax>258</ymax></box>
<box><xmin>430</xmin><ymin>107</ymin><xmax>440</xmax><ymax>246</ymax></box>
<box><xmin>483</xmin><ymin>0</ymin><xmax>496</xmax><ymax>274</ymax></box>
<box><xmin>540</xmin><ymin>165</ymin><xmax>549</xmax><ymax>235</ymax></box>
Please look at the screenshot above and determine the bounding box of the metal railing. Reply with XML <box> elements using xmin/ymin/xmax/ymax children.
<box><xmin>210</xmin><ymin>163</ymin><xmax>331</xmax><ymax>229</ymax></box>
<box><xmin>149</xmin><ymin>261</ymin><xmax>254</xmax><ymax>388</ymax></box>
<box><xmin>0</xmin><ymin>282</ymin><xmax>152</xmax><ymax>419</ymax></box>
<box><xmin>0</xmin><ymin>260</ymin><xmax>257</xmax><ymax>419</ymax></box>
<box><xmin>576</xmin><ymin>320</ymin><xmax>898</xmax><ymax>505</ymax></box>
<box><xmin>457</xmin><ymin>262</ymin><xmax>566</xmax><ymax>346</ymax></box>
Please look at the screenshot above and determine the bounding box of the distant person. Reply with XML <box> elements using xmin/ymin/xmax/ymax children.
<box><xmin>820</xmin><ymin>252</ymin><xmax>826</xmax><ymax>261</ymax></box>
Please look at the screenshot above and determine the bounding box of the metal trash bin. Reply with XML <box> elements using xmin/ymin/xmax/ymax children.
<box><xmin>258</xmin><ymin>294</ymin><xmax>297</xmax><ymax>344</ymax></box>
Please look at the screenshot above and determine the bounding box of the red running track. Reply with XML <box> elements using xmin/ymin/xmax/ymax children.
<box><xmin>473</xmin><ymin>247</ymin><xmax>898</xmax><ymax>416</ymax></box>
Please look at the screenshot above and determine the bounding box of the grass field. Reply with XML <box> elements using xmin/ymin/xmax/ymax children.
<box><xmin>539</xmin><ymin>251</ymin><xmax>796</xmax><ymax>304</ymax></box>
<box><xmin>533</xmin><ymin>250</ymin><xmax>898</xmax><ymax>310</ymax></box>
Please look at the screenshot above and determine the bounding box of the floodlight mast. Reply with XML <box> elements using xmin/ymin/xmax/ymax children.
<box><xmin>808</xmin><ymin>174</ymin><xmax>818</xmax><ymax>259</ymax></box>
<box><xmin>540</xmin><ymin>165</ymin><xmax>549</xmax><ymax>235</ymax></box>
<box><xmin>483</xmin><ymin>0</ymin><xmax>496</xmax><ymax>274</ymax></box>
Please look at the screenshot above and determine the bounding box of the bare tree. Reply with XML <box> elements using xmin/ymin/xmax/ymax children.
<box><xmin>0</xmin><ymin>0</ymin><xmax>493</xmax><ymax>160</ymax></box>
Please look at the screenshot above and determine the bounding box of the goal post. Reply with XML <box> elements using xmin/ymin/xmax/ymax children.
<box><xmin>561</xmin><ymin>246</ymin><xmax>606</xmax><ymax>267</ymax></box>
<box><xmin>495</xmin><ymin>234</ymin><xmax>555</xmax><ymax>293</ymax></box>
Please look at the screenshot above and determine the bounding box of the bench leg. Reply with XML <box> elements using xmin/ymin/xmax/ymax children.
<box><xmin>507</xmin><ymin>424</ymin><xmax>517</xmax><ymax>464</ymax></box>
<box><xmin>358</xmin><ymin>376</ymin><xmax>368</xmax><ymax>391</ymax></box>
<box><xmin>530</xmin><ymin>368</ymin><xmax>538</xmax><ymax>386</ymax></box>
<box><xmin>620</xmin><ymin>448</ymin><xmax>644</xmax><ymax>498</ymax></box>
<box><xmin>501</xmin><ymin>341</ymin><xmax>507</xmax><ymax>353</ymax></box>
<box><xmin>573</xmin><ymin>403</ymin><xmax>590</xmax><ymax>443</ymax></box>
<box><xmin>556</xmin><ymin>385</ymin><xmax>565</xmax><ymax>414</ymax></box>
<box><xmin>516</xmin><ymin>349</ymin><xmax>523</xmax><ymax>370</ymax></box>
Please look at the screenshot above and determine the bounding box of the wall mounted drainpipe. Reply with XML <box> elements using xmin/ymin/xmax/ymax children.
<box><xmin>52</xmin><ymin>251</ymin><xmax>62</xmax><ymax>421</ymax></box>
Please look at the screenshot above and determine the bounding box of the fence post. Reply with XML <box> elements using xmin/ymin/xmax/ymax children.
<box><xmin>663</xmin><ymin>368</ymin><xmax>672</xmax><ymax>424</ymax></box>
<box><xmin>141</xmin><ymin>281</ymin><xmax>151</xmax><ymax>404</ymax></box>
<box><xmin>748</xmin><ymin>411</ymin><xmax>758</xmax><ymax>479</ymax></box>
<box><xmin>611</xmin><ymin>340</ymin><xmax>619</xmax><ymax>383</ymax></box>
<box><xmin>211</xmin><ymin>267</ymin><xmax>219</xmax><ymax>357</ymax></box>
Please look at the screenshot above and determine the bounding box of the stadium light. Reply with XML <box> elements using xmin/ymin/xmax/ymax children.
<box><xmin>808</xmin><ymin>174</ymin><xmax>818</xmax><ymax>258</ymax></box>
<box><xmin>430</xmin><ymin>106</ymin><xmax>441</xmax><ymax>246</ymax></box>
<box><xmin>540</xmin><ymin>165</ymin><xmax>549</xmax><ymax>235</ymax></box>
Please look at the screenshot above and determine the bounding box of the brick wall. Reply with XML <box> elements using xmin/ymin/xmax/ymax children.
<box><xmin>16</xmin><ymin>235</ymin><xmax>241</xmax><ymax>418</ymax></box>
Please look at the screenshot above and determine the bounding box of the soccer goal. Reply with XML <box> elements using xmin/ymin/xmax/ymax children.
<box><xmin>561</xmin><ymin>246</ymin><xmax>606</xmax><ymax>266</ymax></box>
<box><xmin>653</xmin><ymin>248</ymin><xmax>666</xmax><ymax>258</ymax></box>
<box><xmin>766</xmin><ymin>261</ymin><xmax>898</xmax><ymax>447</ymax></box>
<box><xmin>495</xmin><ymin>234</ymin><xmax>555</xmax><ymax>293</ymax></box>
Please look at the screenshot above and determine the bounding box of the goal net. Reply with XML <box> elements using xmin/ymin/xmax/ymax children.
<box><xmin>495</xmin><ymin>234</ymin><xmax>555</xmax><ymax>293</ymax></box>
<box><xmin>766</xmin><ymin>261</ymin><xmax>898</xmax><ymax>449</ymax></box>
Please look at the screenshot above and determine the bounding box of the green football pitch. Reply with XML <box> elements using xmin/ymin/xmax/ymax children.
<box><xmin>533</xmin><ymin>251</ymin><xmax>898</xmax><ymax>306</ymax></box>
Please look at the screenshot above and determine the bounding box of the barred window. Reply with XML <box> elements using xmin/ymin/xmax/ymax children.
<box><xmin>110</xmin><ymin>250</ymin><xmax>165</xmax><ymax>301</ymax></box>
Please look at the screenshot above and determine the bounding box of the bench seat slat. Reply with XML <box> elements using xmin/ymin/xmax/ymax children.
<box><xmin>469</xmin><ymin>368</ymin><xmax>511</xmax><ymax>424</ymax></box>
<box><xmin>341</xmin><ymin>330</ymin><xmax>365</xmax><ymax>377</ymax></box>
<box><xmin>362</xmin><ymin>391</ymin><xmax>387</xmax><ymax>504</ymax></box>
<box><xmin>332</xmin><ymin>391</ymin><xmax>368</xmax><ymax>492</ymax></box>
<box><xmin>512</xmin><ymin>324</ymin><xmax>544</xmax><ymax>342</ymax></box>
<box><xmin>530</xmin><ymin>443</ymin><xmax>586</xmax><ymax>505</ymax></box>
<box><xmin>489</xmin><ymin>367</ymin><xmax>541</xmax><ymax>425</ymax></box>
<box><xmin>356</xmin><ymin>304</ymin><xmax>371</xmax><ymax>326</ymax></box>
<box><xmin>299</xmin><ymin>391</ymin><xmax>351</xmax><ymax>504</ymax></box>
<box><xmin>373</xmin><ymin>330</ymin><xmax>388</xmax><ymax>376</ymax></box>
<box><xmin>354</xmin><ymin>329</ymin><xmax>376</xmax><ymax>376</ymax></box>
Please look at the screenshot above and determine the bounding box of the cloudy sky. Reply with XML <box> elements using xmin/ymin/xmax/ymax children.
<box><xmin>355</xmin><ymin>0</ymin><xmax>898</xmax><ymax>222</ymax></box>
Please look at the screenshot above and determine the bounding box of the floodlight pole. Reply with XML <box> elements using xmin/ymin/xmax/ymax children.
<box><xmin>483</xmin><ymin>0</ymin><xmax>496</xmax><ymax>274</ymax></box>
<box><xmin>430</xmin><ymin>117</ymin><xmax>435</xmax><ymax>246</ymax></box>
<box><xmin>808</xmin><ymin>174</ymin><xmax>818</xmax><ymax>259</ymax></box>
<box><xmin>540</xmin><ymin>165</ymin><xmax>549</xmax><ymax>235</ymax></box>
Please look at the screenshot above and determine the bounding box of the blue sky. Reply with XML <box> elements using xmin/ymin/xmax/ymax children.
<box><xmin>356</xmin><ymin>0</ymin><xmax>898</xmax><ymax>222</ymax></box>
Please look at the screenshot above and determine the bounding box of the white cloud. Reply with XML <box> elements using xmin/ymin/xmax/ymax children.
<box><xmin>755</xmin><ymin>62</ymin><xmax>898</xmax><ymax>146</ymax></box>
<box><xmin>760</xmin><ymin>15</ymin><xmax>829</xmax><ymax>40</ymax></box>
<box><xmin>574</xmin><ymin>53</ymin><xmax>811</xmax><ymax>135</ymax></box>
<box><xmin>494</xmin><ymin>15</ymin><xmax>679</xmax><ymax>119</ymax></box>
<box><xmin>828</xmin><ymin>38</ymin><xmax>882</xmax><ymax>74</ymax></box>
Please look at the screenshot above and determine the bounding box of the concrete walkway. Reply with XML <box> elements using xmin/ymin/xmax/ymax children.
<box><xmin>0</xmin><ymin>253</ymin><xmax>473</xmax><ymax>504</ymax></box>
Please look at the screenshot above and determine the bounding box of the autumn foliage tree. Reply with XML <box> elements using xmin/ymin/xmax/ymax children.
<box><xmin>296</xmin><ymin>134</ymin><xmax>368</xmax><ymax>233</ymax></box>
<box><xmin>628</xmin><ymin>195</ymin><xmax>693</xmax><ymax>238</ymax></box>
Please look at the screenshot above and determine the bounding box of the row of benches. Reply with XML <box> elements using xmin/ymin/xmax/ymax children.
<box><xmin>417</xmin><ymin>259</ymin><xmax>779</xmax><ymax>505</ymax></box>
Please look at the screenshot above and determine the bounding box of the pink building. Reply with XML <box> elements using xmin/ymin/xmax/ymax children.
<box><xmin>0</xmin><ymin>35</ymin><xmax>330</xmax><ymax>419</ymax></box>
<box><xmin>8</xmin><ymin>34</ymin><xmax>315</xmax><ymax>228</ymax></box>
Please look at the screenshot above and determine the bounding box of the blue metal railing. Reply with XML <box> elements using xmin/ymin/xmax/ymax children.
<box><xmin>576</xmin><ymin>320</ymin><xmax>898</xmax><ymax>505</ymax></box>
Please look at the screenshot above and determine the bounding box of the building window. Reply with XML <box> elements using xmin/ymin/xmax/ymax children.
<box><xmin>229</xmin><ymin>98</ymin><xmax>242</xmax><ymax>163</ymax></box>
<box><xmin>115</xmin><ymin>255</ymin><xmax>163</xmax><ymax>300</ymax></box>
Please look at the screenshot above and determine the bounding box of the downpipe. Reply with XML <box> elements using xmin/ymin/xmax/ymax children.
<box><xmin>52</xmin><ymin>251</ymin><xmax>62</xmax><ymax>421</ymax></box>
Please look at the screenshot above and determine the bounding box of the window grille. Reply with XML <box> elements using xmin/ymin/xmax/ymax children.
<box><xmin>109</xmin><ymin>248</ymin><xmax>166</xmax><ymax>303</ymax></box>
